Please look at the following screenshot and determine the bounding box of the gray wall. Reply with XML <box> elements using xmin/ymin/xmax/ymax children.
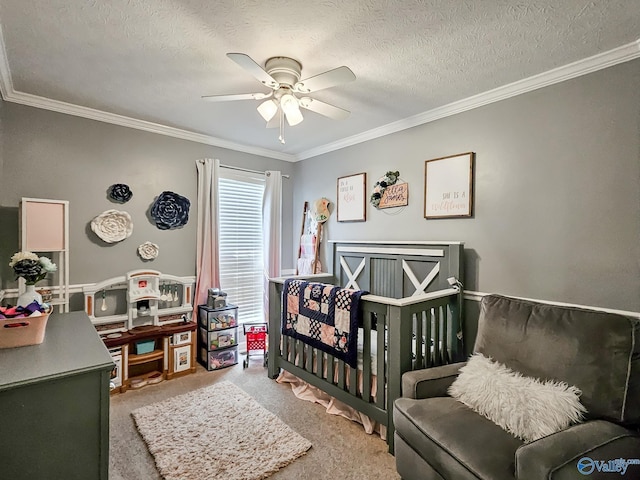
<box><xmin>292</xmin><ymin>59</ymin><xmax>640</xmax><ymax>312</ymax></box>
<box><xmin>0</xmin><ymin>101</ymin><xmax>295</xmax><ymax>291</ymax></box>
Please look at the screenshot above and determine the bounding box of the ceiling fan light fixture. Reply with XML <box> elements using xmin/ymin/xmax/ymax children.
<box><xmin>280</xmin><ymin>93</ymin><xmax>303</xmax><ymax>126</ymax></box>
<box><xmin>257</xmin><ymin>99</ymin><xmax>278</xmax><ymax>122</ymax></box>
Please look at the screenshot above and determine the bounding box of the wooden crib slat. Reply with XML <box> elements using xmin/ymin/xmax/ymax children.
<box><xmin>315</xmin><ymin>348</ymin><xmax>323</xmax><ymax>379</ymax></box>
<box><xmin>433</xmin><ymin>307</ymin><xmax>441</xmax><ymax>366</ymax></box>
<box><xmin>338</xmin><ymin>359</ymin><xmax>345</xmax><ymax>389</ymax></box>
<box><xmin>295</xmin><ymin>340</ymin><xmax>304</xmax><ymax>367</ymax></box>
<box><xmin>362</xmin><ymin>312</ymin><xmax>372</xmax><ymax>401</ymax></box>
<box><xmin>440</xmin><ymin>305</ymin><xmax>448</xmax><ymax>365</ymax></box>
<box><xmin>414</xmin><ymin>312</ymin><xmax>423</xmax><ymax>369</ymax></box>
<box><xmin>304</xmin><ymin>345</ymin><xmax>316</xmax><ymax>372</ymax></box>
<box><xmin>376</xmin><ymin>312</ymin><xmax>386</xmax><ymax>409</ymax></box>
<box><xmin>327</xmin><ymin>355</ymin><xmax>335</xmax><ymax>384</ymax></box>
<box><xmin>425</xmin><ymin>309</ymin><xmax>432</xmax><ymax>368</ymax></box>
<box><xmin>349</xmin><ymin>361</ymin><xmax>358</xmax><ymax>396</ymax></box>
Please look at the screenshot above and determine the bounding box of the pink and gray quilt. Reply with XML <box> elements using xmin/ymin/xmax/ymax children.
<box><xmin>282</xmin><ymin>279</ymin><xmax>368</xmax><ymax>368</ymax></box>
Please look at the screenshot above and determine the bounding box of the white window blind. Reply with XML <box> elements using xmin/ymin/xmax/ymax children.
<box><xmin>218</xmin><ymin>170</ymin><xmax>265</xmax><ymax>324</ymax></box>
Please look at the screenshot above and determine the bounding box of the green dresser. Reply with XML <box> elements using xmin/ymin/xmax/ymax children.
<box><xmin>0</xmin><ymin>311</ymin><xmax>114</xmax><ymax>479</ymax></box>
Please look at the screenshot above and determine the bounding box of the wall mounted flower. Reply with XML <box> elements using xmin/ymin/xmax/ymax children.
<box><xmin>108</xmin><ymin>183</ymin><xmax>133</xmax><ymax>203</ymax></box>
<box><xmin>138</xmin><ymin>241</ymin><xmax>159</xmax><ymax>260</ymax></box>
<box><xmin>91</xmin><ymin>209</ymin><xmax>133</xmax><ymax>243</ymax></box>
<box><xmin>370</xmin><ymin>171</ymin><xmax>400</xmax><ymax>208</ymax></box>
<box><xmin>150</xmin><ymin>191</ymin><xmax>191</xmax><ymax>230</ymax></box>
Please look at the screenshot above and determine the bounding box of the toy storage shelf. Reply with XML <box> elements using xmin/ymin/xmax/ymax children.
<box><xmin>197</xmin><ymin>304</ymin><xmax>239</xmax><ymax>371</ymax></box>
<box><xmin>128</xmin><ymin>349</ymin><xmax>164</xmax><ymax>366</ymax></box>
<box><xmin>83</xmin><ymin>269</ymin><xmax>197</xmax><ymax>394</ymax></box>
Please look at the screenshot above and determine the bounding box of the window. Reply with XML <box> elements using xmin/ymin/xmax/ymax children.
<box><xmin>218</xmin><ymin>169</ymin><xmax>265</xmax><ymax>324</ymax></box>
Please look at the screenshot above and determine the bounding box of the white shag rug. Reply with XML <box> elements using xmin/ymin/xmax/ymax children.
<box><xmin>132</xmin><ymin>381</ymin><xmax>312</xmax><ymax>480</ymax></box>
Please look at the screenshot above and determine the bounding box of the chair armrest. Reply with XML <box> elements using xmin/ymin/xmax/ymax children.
<box><xmin>401</xmin><ymin>362</ymin><xmax>466</xmax><ymax>399</ymax></box>
<box><xmin>515</xmin><ymin>420</ymin><xmax>640</xmax><ymax>480</ymax></box>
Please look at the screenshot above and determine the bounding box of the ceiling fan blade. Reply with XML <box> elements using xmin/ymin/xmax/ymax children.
<box><xmin>201</xmin><ymin>92</ymin><xmax>272</xmax><ymax>102</ymax></box>
<box><xmin>293</xmin><ymin>66</ymin><xmax>356</xmax><ymax>93</ymax></box>
<box><xmin>298</xmin><ymin>97</ymin><xmax>350</xmax><ymax>120</ymax></box>
<box><xmin>226</xmin><ymin>53</ymin><xmax>279</xmax><ymax>89</ymax></box>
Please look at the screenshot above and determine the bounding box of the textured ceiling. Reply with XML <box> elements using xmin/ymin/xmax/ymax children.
<box><xmin>0</xmin><ymin>1</ymin><xmax>638</xmax><ymax>160</ymax></box>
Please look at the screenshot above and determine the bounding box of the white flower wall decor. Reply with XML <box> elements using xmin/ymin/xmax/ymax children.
<box><xmin>91</xmin><ymin>209</ymin><xmax>133</xmax><ymax>243</ymax></box>
<box><xmin>138</xmin><ymin>241</ymin><xmax>159</xmax><ymax>260</ymax></box>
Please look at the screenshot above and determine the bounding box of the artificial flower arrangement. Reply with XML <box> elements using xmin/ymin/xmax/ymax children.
<box><xmin>0</xmin><ymin>252</ymin><xmax>56</xmax><ymax>322</ymax></box>
<box><xmin>370</xmin><ymin>171</ymin><xmax>400</xmax><ymax>208</ymax></box>
<box><xmin>9</xmin><ymin>251</ymin><xmax>57</xmax><ymax>285</ymax></box>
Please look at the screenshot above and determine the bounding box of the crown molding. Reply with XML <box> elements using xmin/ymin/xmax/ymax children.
<box><xmin>1</xmin><ymin>89</ymin><xmax>297</xmax><ymax>162</ymax></box>
<box><xmin>0</xmin><ymin>22</ymin><xmax>13</xmax><ymax>99</ymax></box>
<box><xmin>297</xmin><ymin>39</ymin><xmax>640</xmax><ymax>160</ymax></box>
<box><xmin>0</xmin><ymin>20</ymin><xmax>637</xmax><ymax>163</ymax></box>
<box><xmin>0</xmin><ymin>26</ymin><xmax>295</xmax><ymax>163</ymax></box>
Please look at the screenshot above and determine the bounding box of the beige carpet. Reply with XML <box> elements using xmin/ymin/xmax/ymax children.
<box><xmin>132</xmin><ymin>381</ymin><xmax>312</xmax><ymax>480</ymax></box>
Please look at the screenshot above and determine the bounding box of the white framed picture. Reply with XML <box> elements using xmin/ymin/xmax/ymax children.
<box><xmin>172</xmin><ymin>331</ymin><xmax>191</xmax><ymax>345</ymax></box>
<box><xmin>337</xmin><ymin>172</ymin><xmax>366</xmax><ymax>222</ymax></box>
<box><xmin>424</xmin><ymin>152</ymin><xmax>474</xmax><ymax>218</ymax></box>
<box><xmin>173</xmin><ymin>345</ymin><xmax>191</xmax><ymax>373</ymax></box>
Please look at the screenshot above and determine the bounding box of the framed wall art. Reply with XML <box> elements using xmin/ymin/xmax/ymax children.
<box><xmin>424</xmin><ymin>152</ymin><xmax>474</xmax><ymax>219</ymax></box>
<box><xmin>337</xmin><ymin>172</ymin><xmax>366</xmax><ymax>222</ymax></box>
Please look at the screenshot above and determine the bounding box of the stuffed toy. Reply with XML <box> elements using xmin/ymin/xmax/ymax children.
<box><xmin>311</xmin><ymin>197</ymin><xmax>331</xmax><ymax>223</ymax></box>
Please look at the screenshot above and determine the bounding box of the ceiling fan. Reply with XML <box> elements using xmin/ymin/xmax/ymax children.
<box><xmin>202</xmin><ymin>53</ymin><xmax>356</xmax><ymax>144</ymax></box>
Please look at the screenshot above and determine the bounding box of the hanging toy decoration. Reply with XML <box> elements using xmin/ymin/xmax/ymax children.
<box><xmin>311</xmin><ymin>197</ymin><xmax>331</xmax><ymax>223</ymax></box>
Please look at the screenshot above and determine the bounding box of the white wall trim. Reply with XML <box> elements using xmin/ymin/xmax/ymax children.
<box><xmin>296</xmin><ymin>39</ymin><xmax>640</xmax><ymax>160</ymax></box>
<box><xmin>1</xmin><ymin>277</ymin><xmax>196</xmax><ymax>300</ymax></box>
<box><xmin>464</xmin><ymin>290</ymin><xmax>640</xmax><ymax>320</ymax></box>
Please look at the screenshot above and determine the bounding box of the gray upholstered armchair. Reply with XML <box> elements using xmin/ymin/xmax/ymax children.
<box><xmin>393</xmin><ymin>294</ymin><xmax>640</xmax><ymax>480</ymax></box>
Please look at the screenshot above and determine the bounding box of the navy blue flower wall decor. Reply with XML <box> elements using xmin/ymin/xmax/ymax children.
<box><xmin>150</xmin><ymin>191</ymin><xmax>191</xmax><ymax>230</ymax></box>
<box><xmin>109</xmin><ymin>183</ymin><xmax>133</xmax><ymax>203</ymax></box>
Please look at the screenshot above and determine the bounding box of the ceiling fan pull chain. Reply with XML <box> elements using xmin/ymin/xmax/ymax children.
<box><xmin>279</xmin><ymin>108</ymin><xmax>285</xmax><ymax>144</ymax></box>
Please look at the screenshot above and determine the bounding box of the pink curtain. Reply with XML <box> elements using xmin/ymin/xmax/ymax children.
<box><xmin>194</xmin><ymin>158</ymin><xmax>220</xmax><ymax>319</ymax></box>
<box><xmin>262</xmin><ymin>171</ymin><xmax>282</xmax><ymax>321</ymax></box>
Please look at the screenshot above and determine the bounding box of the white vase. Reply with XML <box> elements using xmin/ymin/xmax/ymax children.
<box><xmin>17</xmin><ymin>284</ymin><xmax>43</xmax><ymax>307</ymax></box>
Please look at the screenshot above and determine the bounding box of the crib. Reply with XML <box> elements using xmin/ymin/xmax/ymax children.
<box><xmin>267</xmin><ymin>240</ymin><xmax>464</xmax><ymax>452</ymax></box>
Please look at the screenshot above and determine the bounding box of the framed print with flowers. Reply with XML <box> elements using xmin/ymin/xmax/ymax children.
<box><xmin>424</xmin><ymin>152</ymin><xmax>474</xmax><ymax>219</ymax></box>
<box><xmin>337</xmin><ymin>172</ymin><xmax>366</xmax><ymax>222</ymax></box>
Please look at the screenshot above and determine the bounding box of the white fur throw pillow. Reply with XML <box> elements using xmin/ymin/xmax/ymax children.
<box><xmin>448</xmin><ymin>353</ymin><xmax>587</xmax><ymax>443</ymax></box>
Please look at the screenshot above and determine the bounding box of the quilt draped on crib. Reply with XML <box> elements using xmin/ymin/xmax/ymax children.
<box><xmin>282</xmin><ymin>278</ymin><xmax>368</xmax><ymax>368</ymax></box>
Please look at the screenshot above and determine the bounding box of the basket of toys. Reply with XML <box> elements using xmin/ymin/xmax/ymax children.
<box><xmin>0</xmin><ymin>302</ymin><xmax>51</xmax><ymax>349</ymax></box>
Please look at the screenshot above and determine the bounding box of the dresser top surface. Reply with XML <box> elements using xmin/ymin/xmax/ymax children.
<box><xmin>0</xmin><ymin>311</ymin><xmax>114</xmax><ymax>390</ymax></box>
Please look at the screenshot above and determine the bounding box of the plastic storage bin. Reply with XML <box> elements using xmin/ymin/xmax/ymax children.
<box><xmin>199</xmin><ymin>327</ymin><xmax>237</xmax><ymax>350</ymax></box>
<box><xmin>135</xmin><ymin>339</ymin><xmax>155</xmax><ymax>354</ymax></box>
<box><xmin>199</xmin><ymin>345</ymin><xmax>238</xmax><ymax>370</ymax></box>
<box><xmin>198</xmin><ymin>305</ymin><xmax>238</xmax><ymax>331</ymax></box>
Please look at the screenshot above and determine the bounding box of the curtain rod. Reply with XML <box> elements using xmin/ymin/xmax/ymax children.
<box><xmin>220</xmin><ymin>164</ymin><xmax>290</xmax><ymax>179</ymax></box>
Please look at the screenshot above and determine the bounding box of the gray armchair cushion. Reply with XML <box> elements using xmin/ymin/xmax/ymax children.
<box><xmin>394</xmin><ymin>397</ymin><xmax>523</xmax><ymax>480</ymax></box>
<box><xmin>515</xmin><ymin>420</ymin><xmax>640</xmax><ymax>480</ymax></box>
<box><xmin>401</xmin><ymin>361</ymin><xmax>466</xmax><ymax>399</ymax></box>
<box><xmin>474</xmin><ymin>295</ymin><xmax>640</xmax><ymax>425</ymax></box>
